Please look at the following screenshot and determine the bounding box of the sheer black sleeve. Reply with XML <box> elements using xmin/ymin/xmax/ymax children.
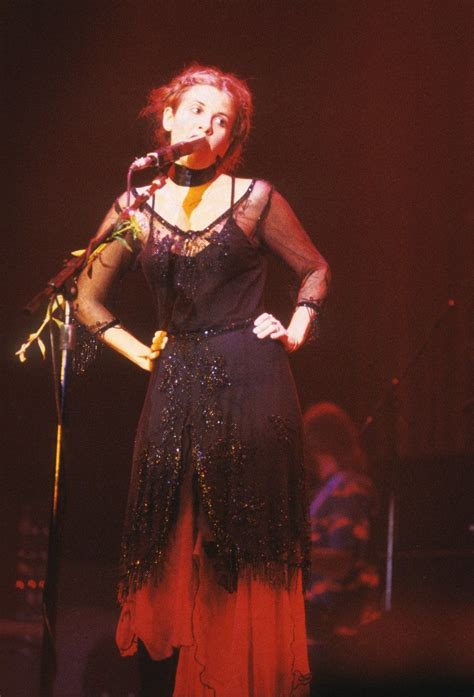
<box><xmin>73</xmin><ymin>196</ymin><xmax>142</xmax><ymax>334</ymax></box>
<box><xmin>257</xmin><ymin>188</ymin><xmax>330</xmax><ymax>306</ymax></box>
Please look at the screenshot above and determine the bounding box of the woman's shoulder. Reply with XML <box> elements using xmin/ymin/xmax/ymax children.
<box><xmin>114</xmin><ymin>190</ymin><xmax>133</xmax><ymax>211</ymax></box>
<box><xmin>232</xmin><ymin>174</ymin><xmax>272</xmax><ymax>189</ymax></box>
<box><xmin>229</xmin><ymin>175</ymin><xmax>273</xmax><ymax>203</ymax></box>
<box><xmin>232</xmin><ymin>178</ymin><xmax>294</xmax><ymax>214</ymax></box>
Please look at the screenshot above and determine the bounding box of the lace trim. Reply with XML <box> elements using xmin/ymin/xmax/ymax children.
<box><xmin>134</xmin><ymin>179</ymin><xmax>256</xmax><ymax>236</ymax></box>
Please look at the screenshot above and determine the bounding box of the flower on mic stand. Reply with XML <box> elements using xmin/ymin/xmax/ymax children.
<box><xmin>15</xmin><ymin>213</ymin><xmax>147</xmax><ymax>363</ymax></box>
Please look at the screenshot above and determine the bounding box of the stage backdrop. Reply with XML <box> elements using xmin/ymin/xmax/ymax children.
<box><xmin>2</xmin><ymin>2</ymin><xmax>472</xmax><ymax>693</ymax></box>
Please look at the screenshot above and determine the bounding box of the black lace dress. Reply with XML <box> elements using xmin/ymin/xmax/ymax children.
<box><xmin>74</xmin><ymin>177</ymin><xmax>328</xmax><ymax>696</ymax></box>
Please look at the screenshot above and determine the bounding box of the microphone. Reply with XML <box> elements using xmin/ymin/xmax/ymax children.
<box><xmin>129</xmin><ymin>136</ymin><xmax>207</xmax><ymax>171</ymax></box>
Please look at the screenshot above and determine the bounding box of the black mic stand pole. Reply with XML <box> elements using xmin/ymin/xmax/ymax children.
<box><xmin>39</xmin><ymin>294</ymin><xmax>76</xmax><ymax>697</ymax></box>
<box><xmin>23</xmin><ymin>165</ymin><xmax>169</xmax><ymax>696</ymax></box>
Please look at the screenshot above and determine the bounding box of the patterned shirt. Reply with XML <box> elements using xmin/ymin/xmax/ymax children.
<box><xmin>305</xmin><ymin>470</ymin><xmax>381</xmax><ymax>644</ymax></box>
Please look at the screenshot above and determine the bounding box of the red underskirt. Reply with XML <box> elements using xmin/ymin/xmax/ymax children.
<box><xmin>116</xmin><ymin>472</ymin><xmax>310</xmax><ymax>697</ymax></box>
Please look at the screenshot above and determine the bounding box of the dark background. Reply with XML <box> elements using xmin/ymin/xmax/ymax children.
<box><xmin>2</xmin><ymin>1</ymin><xmax>473</xmax><ymax>695</ymax></box>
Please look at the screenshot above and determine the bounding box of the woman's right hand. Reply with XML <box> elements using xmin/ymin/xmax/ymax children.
<box><xmin>147</xmin><ymin>330</ymin><xmax>168</xmax><ymax>370</ymax></box>
<box><xmin>98</xmin><ymin>325</ymin><xmax>162</xmax><ymax>372</ymax></box>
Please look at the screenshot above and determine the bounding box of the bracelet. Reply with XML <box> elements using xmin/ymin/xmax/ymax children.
<box><xmin>296</xmin><ymin>299</ymin><xmax>324</xmax><ymax>343</ymax></box>
<box><xmin>296</xmin><ymin>300</ymin><xmax>323</xmax><ymax>315</ymax></box>
<box><xmin>93</xmin><ymin>319</ymin><xmax>121</xmax><ymax>339</ymax></box>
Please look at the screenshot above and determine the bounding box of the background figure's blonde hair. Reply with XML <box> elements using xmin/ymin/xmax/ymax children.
<box><xmin>141</xmin><ymin>64</ymin><xmax>253</xmax><ymax>173</ymax></box>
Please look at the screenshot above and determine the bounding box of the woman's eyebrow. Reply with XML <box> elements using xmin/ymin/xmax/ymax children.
<box><xmin>187</xmin><ymin>99</ymin><xmax>231</xmax><ymax>118</ymax></box>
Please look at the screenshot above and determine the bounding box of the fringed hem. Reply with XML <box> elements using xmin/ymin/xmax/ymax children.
<box><xmin>118</xmin><ymin>555</ymin><xmax>308</xmax><ymax>602</ymax></box>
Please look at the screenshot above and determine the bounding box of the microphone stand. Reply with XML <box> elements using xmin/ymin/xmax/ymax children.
<box><xmin>39</xmin><ymin>296</ymin><xmax>75</xmax><ymax>697</ymax></box>
<box><xmin>360</xmin><ymin>297</ymin><xmax>456</xmax><ymax>614</ymax></box>
<box><xmin>23</xmin><ymin>167</ymin><xmax>168</xmax><ymax>696</ymax></box>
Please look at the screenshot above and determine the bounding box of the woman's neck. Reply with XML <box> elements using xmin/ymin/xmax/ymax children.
<box><xmin>169</xmin><ymin>161</ymin><xmax>217</xmax><ymax>187</ymax></box>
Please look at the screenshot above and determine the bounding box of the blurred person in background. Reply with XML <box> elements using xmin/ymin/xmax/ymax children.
<box><xmin>303</xmin><ymin>402</ymin><xmax>381</xmax><ymax>694</ymax></box>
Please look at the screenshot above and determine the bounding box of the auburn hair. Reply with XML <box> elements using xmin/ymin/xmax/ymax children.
<box><xmin>141</xmin><ymin>64</ymin><xmax>253</xmax><ymax>172</ymax></box>
<box><xmin>303</xmin><ymin>402</ymin><xmax>368</xmax><ymax>473</ymax></box>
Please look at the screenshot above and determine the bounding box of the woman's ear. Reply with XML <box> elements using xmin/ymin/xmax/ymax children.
<box><xmin>162</xmin><ymin>106</ymin><xmax>174</xmax><ymax>133</ymax></box>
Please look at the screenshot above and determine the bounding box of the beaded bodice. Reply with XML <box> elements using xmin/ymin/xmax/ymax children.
<box><xmin>137</xmin><ymin>179</ymin><xmax>266</xmax><ymax>333</ymax></box>
<box><xmin>74</xmin><ymin>178</ymin><xmax>328</xmax><ymax>336</ymax></box>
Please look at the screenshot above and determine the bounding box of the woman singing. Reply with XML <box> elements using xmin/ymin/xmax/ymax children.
<box><xmin>74</xmin><ymin>64</ymin><xmax>330</xmax><ymax>697</ymax></box>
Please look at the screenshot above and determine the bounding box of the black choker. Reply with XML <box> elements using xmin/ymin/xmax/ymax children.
<box><xmin>170</xmin><ymin>162</ymin><xmax>217</xmax><ymax>187</ymax></box>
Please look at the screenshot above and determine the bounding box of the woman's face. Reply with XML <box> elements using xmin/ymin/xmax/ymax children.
<box><xmin>163</xmin><ymin>84</ymin><xmax>236</xmax><ymax>168</ymax></box>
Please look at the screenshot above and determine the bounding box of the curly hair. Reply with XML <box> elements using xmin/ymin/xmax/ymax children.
<box><xmin>303</xmin><ymin>402</ymin><xmax>368</xmax><ymax>474</ymax></box>
<box><xmin>141</xmin><ymin>64</ymin><xmax>253</xmax><ymax>173</ymax></box>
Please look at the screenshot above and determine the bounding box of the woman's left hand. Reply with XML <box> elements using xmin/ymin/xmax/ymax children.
<box><xmin>253</xmin><ymin>313</ymin><xmax>298</xmax><ymax>352</ymax></box>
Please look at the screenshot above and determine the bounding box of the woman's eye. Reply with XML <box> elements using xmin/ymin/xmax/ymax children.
<box><xmin>190</xmin><ymin>106</ymin><xmax>202</xmax><ymax>114</ymax></box>
<box><xmin>216</xmin><ymin>117</ymin><xmax>228</xmax><ymax>128</ymax></box>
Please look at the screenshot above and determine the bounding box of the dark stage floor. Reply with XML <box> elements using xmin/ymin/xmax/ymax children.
<box><xmin>1</xmin><ymin>556</ymin><xmax>472</xmax><ymax>697</ymax></box>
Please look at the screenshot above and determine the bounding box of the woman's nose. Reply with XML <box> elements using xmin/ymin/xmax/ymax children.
<box><xmin>199</xmin><ymin>116</ymin><xmax>213</xmax><ymax>135</ymax></box>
